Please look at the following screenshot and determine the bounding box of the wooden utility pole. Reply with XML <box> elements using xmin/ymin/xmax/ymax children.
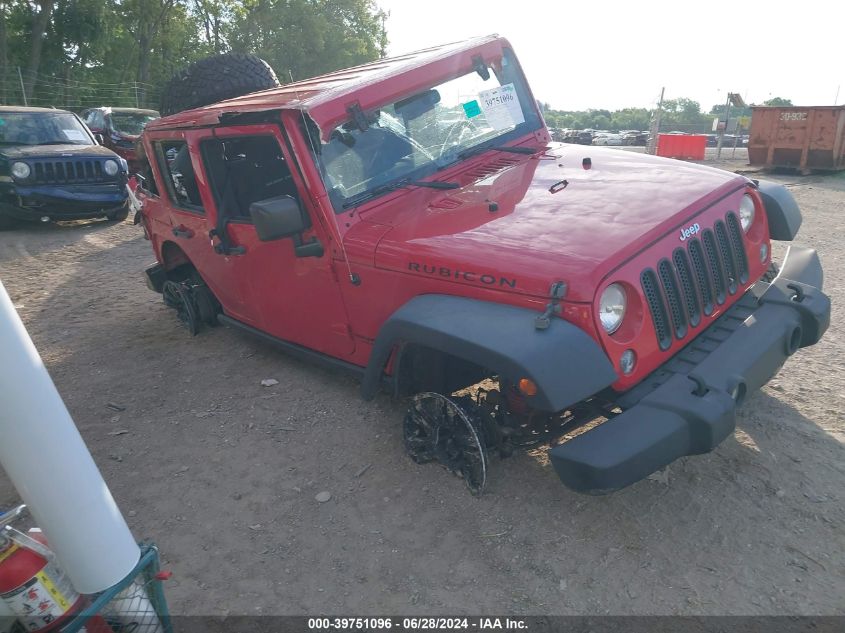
<box><xmin>647</xmin><ymin>87</ymin><xmax>664</xmax><ymax>155</ymax></box>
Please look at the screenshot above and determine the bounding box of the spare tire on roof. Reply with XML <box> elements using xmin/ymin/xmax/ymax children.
<box><xmin>159</xmin><ymin>52</ymin><xmax>281</xmax><ymax>116</ymax></box>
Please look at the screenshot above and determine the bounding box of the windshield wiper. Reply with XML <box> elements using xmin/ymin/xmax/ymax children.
<box><xmin>342</xmin><ymin>178</ymin><xmax>459</xmax><ymax>208</ymax></box>
<box><xmin>456</xmin><ymin>144</ymin><xmax>539</xmax><ymax>160</ymax></box>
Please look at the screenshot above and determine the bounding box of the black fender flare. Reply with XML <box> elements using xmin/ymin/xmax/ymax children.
<box><xmin>360</xmin><ymin>294</ymin><xmax>618</xmax><ymax>412</ymax></box>
<box><xmin>756</xmin><ymin>180</ymin><xmax>802</xmax><ymax>241</ymax></box>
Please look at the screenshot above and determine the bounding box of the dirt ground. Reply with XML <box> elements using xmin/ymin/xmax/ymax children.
<box><xmin>0</xmin><ymin>151</ymin><xmax>843</xmax><ymax>616</ymax></box>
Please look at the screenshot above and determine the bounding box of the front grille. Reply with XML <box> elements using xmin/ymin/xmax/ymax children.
<box><xmin>641</xmin><ymin>211</ymin><xmax>750</xmax><ymax>349</ymax></box>
<box><xmin>726</xmin><ymin>213</ymin><xmax>749</xmax><ymax>284</ymax></box>
<box><xmin>31</xmin><ymin>159</ymin><xmax>110</xmax><ymax>185</ymax></box>
<box><xmin>672</xmin><ymin>248</ymin><xmax>701</xmax><ymax>328</ymax></box>
<box><xmin>657</xmin><ymin>258</ymin><xmax>686</xmax><ymax>339</ymax></box>
<box><xmin>714</xmin><ymin>220</ymin><xmax>738</xmax><ymax>295</ymax></box>
<box><xmin>641</xmin><ymin>269</ymin><xmax>671</xmax><ymax>351</ymax></box>
<box><xmin>687</xmin><ymin>238</ymin><xmax>714</xmax><ymax>316</ymax></box>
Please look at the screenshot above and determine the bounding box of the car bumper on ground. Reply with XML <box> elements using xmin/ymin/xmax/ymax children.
<box><xmin>0</xmin><ymin>183</ymin><xmax>128</xmax><ymax>221</ymax></box>
<box><xmin>549</xmin><ymin>245</ymin><xmax>830</xmax><ymax>494</ymax></box>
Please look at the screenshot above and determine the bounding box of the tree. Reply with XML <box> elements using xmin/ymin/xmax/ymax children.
<box><xmin>228</xmin><ymin>0</ymin><xmax>387</xmax><ymax>82</ymax></box>
<box><xmin>0</xmin><ymin>1</ymin><xmax>8</xmax><ymax>104</ymax></box>
<box><xmin>24</xmin><ymin>0</ymin><xmax>54</xmax><ymax>100</ymax></box>
<box><xmin>194</xmin><ymin>0</ymin><xmax>234</xmax><ymax>54</ymax></box>
<box><xmin>612</xmin><ymin>107</ymin><xmax>651</xmax><ymax>131</ymax></box>
<box><xmin>764</xmin><ymin>97</ymin><xmax>793</xmax><ymax>107</ymax></box>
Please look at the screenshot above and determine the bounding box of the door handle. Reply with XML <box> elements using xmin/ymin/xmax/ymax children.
<box><xmin>172</xmin><ymin>225</ymin><xmax>194</xmax><ymax>239</ymax></box>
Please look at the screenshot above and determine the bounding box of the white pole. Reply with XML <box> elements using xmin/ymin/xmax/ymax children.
<box><xmin>0</xmin><ymin>280</ymin><xmax>139</xmax><ymax>594</ymax></box>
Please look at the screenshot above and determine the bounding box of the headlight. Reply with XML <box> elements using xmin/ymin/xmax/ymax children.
<box><xmin>104</xmin><ymin>159</ymin><xmax>119</xmax><ymax>176</ymax></box>
<box><xmin>739</xmin><ymin>194</ymin><xmax>755</xmax><ymax>232</ymax></box>
<box><xmin>599</xmin><ymin>283</ymin><xmax>626</xmax><ymax>334</ymax></box>
<box><xmin>11</xmin><ymin>162</ymin><xmax>30</xmax><ymax>180</ymax></box>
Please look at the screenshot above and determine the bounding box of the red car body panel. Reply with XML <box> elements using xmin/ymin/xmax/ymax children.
<box><xmin>135</xmin><ymin>34</ymin><xmax>832</xmax><ymax>494</ymax></box>
<box><xmin>369</xmin><ymin>147</ymin><xmax>748</xmax><ymax>302</ymax></box>
<box><xmin>139</xmin><ymin>35</ymin><xmax>770</xmax><ymax>393</ymax></box>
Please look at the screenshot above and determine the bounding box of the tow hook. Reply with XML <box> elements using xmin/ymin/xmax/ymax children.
<box><xmin>787</xmin><ymin>283</ymin><xmax>805</xmax><ymax>303</ymax></box>
<box><xmin>688</xmin><ymin>373</ymin><xmax>709</xmax><ymax>397</ymax></box>
<box><xmin>535</xmin><ymin>281</ymin><xmax>567</xmax><ymax>330</ymax></box>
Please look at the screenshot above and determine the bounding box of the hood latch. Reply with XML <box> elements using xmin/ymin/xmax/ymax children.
<box><xmin>535</xmin><ymin>281</ymin><xmax>567</xmax><ymax>330</ymax></box>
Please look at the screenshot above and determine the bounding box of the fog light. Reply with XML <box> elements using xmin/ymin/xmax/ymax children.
<box><xmin>518</xmin><ymin>378</ymin><xmax>538</xmax><ymax>396</ymax></box>
<box><xmin>620</xmin><ymin>349</ymin><xmax>636</xmax><ymax>375</ymax></box>
<box><xmin>760</xmin><ymin>243</ymin><xmax>768</xmax><ymax>263</ymax></box>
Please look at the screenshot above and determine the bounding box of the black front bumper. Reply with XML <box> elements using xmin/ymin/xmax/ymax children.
<box><xmin>0</xmin><ymin>182</ymin><xmax>128</xmax><ymax>221</ymax></box>
<box><xmin>549</xmin><ymin>245</ymin><xmax>831</xmax><ymax>494</ymax></box>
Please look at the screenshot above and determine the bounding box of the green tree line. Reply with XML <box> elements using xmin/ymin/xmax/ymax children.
<box><xmin>542</xmin><ymin>96</ymin><xmax>793</xmax><ymax>132</ymax></box>
<box><xmin>0</xmin><ymin>0</ymin><xmax>387</xmax><ymax>110</ymax></box>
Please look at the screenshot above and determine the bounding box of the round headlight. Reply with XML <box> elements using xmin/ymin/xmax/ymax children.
<box><xmin>739</xmin><ymin>194</ymin><xmax>755</xmax><ymax>232</ymax></box>
<box><xmin>11</xmin><ymin>162</ymin><xmax>30</xmax><ymax>180</ymax></box>
<box><xmin>599</xmin><ymin>283</ymin><xmax>626</xmax><ymax>334</ymax></box>
<box><xmin>103</xmin><ymin>159</ymin><xmax>119</xmax><ymax>176</ymax></box>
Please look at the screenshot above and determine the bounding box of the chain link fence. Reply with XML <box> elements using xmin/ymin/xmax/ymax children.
<box><xmin>0</xmin><ymin>67</ymin><xmax>161</xmax><ymax>113</ymax></box>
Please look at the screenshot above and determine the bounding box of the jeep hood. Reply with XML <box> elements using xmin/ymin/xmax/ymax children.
<box><xmin>368</xmin><ymin>145</ymin><xmax>748</xmax><ymax>302</ymax></box>
<box><xmin>1</xmin><ymin>144</ymin><xmax>115</xmax><ymax>159</ymax></box>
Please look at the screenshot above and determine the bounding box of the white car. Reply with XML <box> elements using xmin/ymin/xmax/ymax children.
<box><xmin>592</xmin><ymin>133</ymin><xmax>623</xmax><ymax>146</ymax></box>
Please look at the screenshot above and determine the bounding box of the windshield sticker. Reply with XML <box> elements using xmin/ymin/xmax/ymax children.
<box><xmin>462</xmin><ymin>100</ymin><xmax>481</xmax><ymax>118</ymax></box>
<box><xmin>62</xmin><ymin>129</ymin><xmax>87</xmax><ymax>141</ymax></box>
<box><xmin>478</xmin><ymin>83</ymin><xmax>524</xmax><ymax>130</ymax></box>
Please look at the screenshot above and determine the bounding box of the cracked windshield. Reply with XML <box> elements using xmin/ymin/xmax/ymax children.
<box><xmin>318</xmin><ymin>49</ymin><xmax>541</xmax><ymax>209</ymax></box>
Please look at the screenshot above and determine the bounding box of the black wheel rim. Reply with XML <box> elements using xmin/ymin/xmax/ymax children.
<box><xmin>162</xmin><ymin>280</ymin><xmax>199</xmax><ymax>336</ymax></box>
<box><xmin>404</xmin><ymin>393</ymin><xmax>488</xmax><ymax>496</ymax></box>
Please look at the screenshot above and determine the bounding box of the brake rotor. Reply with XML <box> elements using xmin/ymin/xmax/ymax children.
<box><xmin>162</xmin><ymin>280</ymin><xmax>200</xmax><ymax>336</ymax></box>
<box><xmin>404</xmin><ymin>392</ymin><xmax>488</xmax><ymax>496</ymax></box>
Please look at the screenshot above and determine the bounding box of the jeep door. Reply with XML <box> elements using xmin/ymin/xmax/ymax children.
<box><xmin>193</xmin><ymin>123</ymin><xmax>355</xmax><ymax>358</ymax></box>
<box><xmin>147</xmin><ymin>129</ymin><xmax>253</xmax><ymax>324</ymax></box>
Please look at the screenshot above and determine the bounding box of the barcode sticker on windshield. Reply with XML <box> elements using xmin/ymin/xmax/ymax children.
<box><xmin>478</xmin><ymin>84</ymin><xmax>524</xmax><ymax>130</ymax></box>
<box><xmin>63</xmin><ymin>129</ymin><xmax>87</xmax><ymax>141</ymax></box>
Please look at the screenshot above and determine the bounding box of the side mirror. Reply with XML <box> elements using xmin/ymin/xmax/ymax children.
<box><xmin>94</xmin><ymin>133</ymin><xmax>105</xmax><ymax>145</ymax></box>
<box><xmin>249</xmin><ymin>195</ymin><xmax>307</xmax><ymax>242</ymax></box>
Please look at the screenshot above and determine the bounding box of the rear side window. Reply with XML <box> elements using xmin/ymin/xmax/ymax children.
<box><xmin>155</xmin><ymin>140</ymin><xmax>204</xmax><ymax>212</ymax></box>
<box><xmin>201</xmin><ymin>135</ymin><xmax>297</xmax><ymax>222</ymax></box>
<box><xmin>84</xmin><ymin>110</ymin><xmax>105</xmax><ymax>130</ymax></box>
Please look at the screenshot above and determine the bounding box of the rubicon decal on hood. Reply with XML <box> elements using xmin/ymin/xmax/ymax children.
<box><xmin>408</xmin><ymin>262</ymin><xmax>517</xmax><ymax>289</ymax></box>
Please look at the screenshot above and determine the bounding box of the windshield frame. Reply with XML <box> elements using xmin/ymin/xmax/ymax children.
<box><xmin>0</xmin><ymin>111</ymin><xmax>95</xmax><ymax>147</ymax></box>
<box><xmin>310</xmin><ymin>46</ymin><xmax>543</xmax><ymax>213</ymax></box>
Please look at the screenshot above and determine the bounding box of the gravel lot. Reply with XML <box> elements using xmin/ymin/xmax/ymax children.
<box><xmin>0</xmin><ymin>151</ymin><xmax>843</xmax><ymax>616</ymax></box>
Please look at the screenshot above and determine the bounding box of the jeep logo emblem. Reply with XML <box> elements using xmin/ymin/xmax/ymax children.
<box><xmin>679</xmin><ymin>222</ymin><xmax>701</xmax><ymax>242</ymax></box>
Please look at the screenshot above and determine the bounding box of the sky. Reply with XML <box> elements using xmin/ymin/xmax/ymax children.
<box><xmin>377</xmin><ymin>0</ymin><xmax>844</xmax><ymax>113</ymax></box>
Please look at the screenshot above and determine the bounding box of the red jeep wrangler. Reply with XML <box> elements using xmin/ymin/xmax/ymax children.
<box><xmin>137</xmin><ymin>36</ymin><xmax>830</xmax><ymax>495</ymax></box>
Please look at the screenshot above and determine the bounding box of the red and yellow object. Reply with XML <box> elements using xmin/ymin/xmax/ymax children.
<box><xmin>0</xmin><ymin>533</ymin><xmax>82</xmax><ymax>632</ymax></box>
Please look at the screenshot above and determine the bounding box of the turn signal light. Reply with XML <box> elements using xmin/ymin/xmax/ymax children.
<box><xmin>518</xmin><ymin>378</ymin><xmax>538</xmax><ymax>396</ymax></box>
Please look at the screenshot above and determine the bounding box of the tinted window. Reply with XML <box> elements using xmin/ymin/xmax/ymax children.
<box><xmin>201</xmin><ymin>135</ymin><xmax>297</xmax><ymax>221</ymax></box>
<box><xmin>0</xmin><ymin>112</ymin><xmax>93</xmax><ymax>146</ymax></box>
<box><xmin>155</xmin><ymin>140</ymin><xmax>204</xmax><ymax>212</ymax></box>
